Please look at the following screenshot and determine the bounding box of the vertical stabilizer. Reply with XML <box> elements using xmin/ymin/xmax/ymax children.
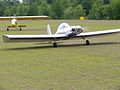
<box><xmin>47</xmin><ymin>24</ymin><xmax>52</xmax><ymax>35</ymax></box>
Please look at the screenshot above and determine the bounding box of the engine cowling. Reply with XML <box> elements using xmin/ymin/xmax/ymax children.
<box><xmin>71</xmin><ymin>26</ymin><xmax>84</xmax><ymax>35</ymax></box>
<box><xmin>67</xmin><ymin>26</ymin><xmax>84</xmax><ymax>38</ymax></box>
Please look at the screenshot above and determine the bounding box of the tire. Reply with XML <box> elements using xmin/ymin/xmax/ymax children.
<box><xmin>86</xmin><ymin>40</ymin><xmax>90</xmax><ymax>45</ymax></box>
<box><xmin>7</xmin><ymin>28</ymin><xmax>9</xmax><ymax>31</ymax></box>
<box><xmin>20</xmin><ymin>28</ymin><xmax>22</xmax><ymax>31</ymax></box>
<box><xmin>53</xmin><ymin>42</ymin><xmax>58</xmax><ymax>47</ymax></box>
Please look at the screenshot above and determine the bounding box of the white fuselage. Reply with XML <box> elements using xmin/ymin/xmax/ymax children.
<box><xmin>55</xmin><ymin>23</ymin><xmax>84</xmax><ymax>37</ymax></box>
<box><xmin>11</xmin><ymin>19</ymin><xmax>17</xmax><ymax>25</ymax></box>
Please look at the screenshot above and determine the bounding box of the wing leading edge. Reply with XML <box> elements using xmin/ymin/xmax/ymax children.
<box><xmin>76</xmin><ymin>29</ymin><xmax>120</xmax><ymax>38</ymax></box>
<box><xmin>3</xmin><ymin>34</ymin><xmax>67</xmax><ymax>43</ymax></box>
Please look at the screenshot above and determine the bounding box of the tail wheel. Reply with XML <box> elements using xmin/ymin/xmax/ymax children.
<box><xmin>86</xmin><ymin>40</ymin><xmax>90</xmax><ymax>45</ymax></box>
<box><xmin>53</xmin><ymin>42</ymin><xmax>58</xmax><ymax>47</ymax></box>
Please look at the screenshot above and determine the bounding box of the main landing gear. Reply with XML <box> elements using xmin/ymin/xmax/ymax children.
<box><xmin>20</xmin><ymin>28</ymin><xmax>22</xmax><ymax>31</ymax></box>
<box><xmin>6</xmin><ymin>27</ymin><xmax>22</xmax><ymax>31</ymax></box>
<box><xmin>7</xmin><ymin>28</ymin><xmax>9</xmax><ymax>31</ymax></box>
<box><xmin>82</xmin><ymin>37</ymin><xmax>90</xmax><ymax>45</ymax></box>
<box><xmin>53</xmin><ymin>42</ymin><xmax>58</xmax><ymax>47</ymax></box>
<box><xmin>85</xmin><ymin>40</ymin><xmax>90</xmax><ymax>45</ymax></box>
<box><xmin>52</xmin><ymin>37</ymin><xmax>90</xmax><ymax>47</ymax></box>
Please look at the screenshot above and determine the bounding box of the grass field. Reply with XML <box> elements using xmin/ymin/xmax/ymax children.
<box><xmin>0</xmin><ymin>20</ymin><xmax>120</xmax><ymax>90</ymax></box>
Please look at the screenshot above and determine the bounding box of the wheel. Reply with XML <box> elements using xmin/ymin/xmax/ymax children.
<box><xmin>53</xmin><ymin>42</ymin><xmax>58</xmax><ymax>47</ymax></box>
<box><xmin>20</xmin><ymin>28</ymin><xmax>22</xmax><ymax>31</ymax></box>
<box><xmin>7</xmin><ymin>28</ymin><xmax>9</xmax><ymax>31</ymax></box>
<box><xmin>86</xmin><ymin>40</ymin><xmax>90</xmax><ymax>45</ymax></box>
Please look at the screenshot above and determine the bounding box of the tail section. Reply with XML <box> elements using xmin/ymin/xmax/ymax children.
<box><xmin>47</xmin><ymin>24</ymin><xmax>52</xmax><ymax>35</ymax></box>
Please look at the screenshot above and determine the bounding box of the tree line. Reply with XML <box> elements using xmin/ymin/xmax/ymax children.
<box><xmin>0</xmin><ymin>0</ymin><xmax>120</xmax><ymax>20</ymax></box>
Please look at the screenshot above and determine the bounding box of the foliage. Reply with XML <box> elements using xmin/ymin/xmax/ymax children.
<box><xmin>103</xmin><ymin>0</ymin><xmax>110</xmax><ymax>4</ymax></box>
<box><xmin>88</xmin><ymin>0</ymin><xmax>120</xmax><ymax>20</ymax></box>
<box><xmin>51</xmin><ymin>0</ymin><xmax>64</xmax><ymax>19</ymax></box>
<box><xmin>0</xmin><ymin>0</ymin><xmax>120</xmax><ymax>20</ymax></box>
<box><xmin>0</xmin><ymin>1</ymin><xmax>7</xmax><ymax>16</ymax></box>
<box><xmin>64</xmin><ymin>7</ymin><xmax>74</xmax><ymax>19</ymax></box>
<box><xmin>38</xmin><ymin>1</ymin><xmax>51</xmax><ymax>16</ymax></box>
<box><xmin>4</xmin><ymin>7</ymin><xmax>12</xmax><ymax>16</ymax></box>
<box><xmin>27</xmin><ymin>2</ymin><xmax>38</xmax><ymax>15</ymax></box>
<box><xmin>73</xmin><ymin>5</ymin><xmax>85</xmax><ymax>19</ymax></box>
<box><xmin>82</xmin><ymin>0</ymin><xmax>91</xmax><ymax>15</ymax></box>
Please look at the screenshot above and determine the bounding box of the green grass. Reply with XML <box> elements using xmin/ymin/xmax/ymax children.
<box><xmin>0</xmin><ymin>20</ymin><xmax>120</xmax><ymax>90</ymax></box>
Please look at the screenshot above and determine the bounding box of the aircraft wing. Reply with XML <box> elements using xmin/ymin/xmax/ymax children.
<box><xmin>76</xmin><ymin>29</ymin><xmax>120</xmax><ymax>38</ymax></box>
<box><xmin>3</xmin><ymin>29</ymin><xmax>120</xmax><ymax>43</ymax></box>
<box><xmin>0</xmin><ymin>16</ymin><xmax>50</xmax><ymax>20</ymax></box>
<box><xmin>3</xmin><ymin>34</ymin><xmax>67</xmax><ymax>43</ymax></box>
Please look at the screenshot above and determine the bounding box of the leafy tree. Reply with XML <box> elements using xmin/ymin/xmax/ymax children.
<box><xmin>10</xmin><ymin>5</ymin><xmax>18</xmax><ymax>16</ymax></box>
<box><xmin>82</xmin><ymin>0</ymin><xmax>91</xmax><ymax>15</ymax></box>
<box><xmin>0</xmin><ymin>0</ymin><xmax>120</xmax><ymax>20</ymax></box>
<box><xmin>38</xmin><ymin>1</ymin><xmax>51</xmax><ymax>16</ymax></box>
<box><xmin>51</xmin><ymin>0</ymin><xmax>64</xmax><ymax>19</ymax></box>
<box><xmin>88</xmin><ymin>3</ymin><xmax>100</xmax><ymax>19</ymax></box>
<box><xmin>61</xmin><ymin>0</ymin><xmax>69</xmax><ymax>8</ymax></box>
<box><xmin>27</xmin><ymin>1</ymin><xmax>38</xmax><ymax>15</ymax></box>
<box><xmin>88</xmin><ymin>3</ymin><xmax>111</xmax><ymax>20</ymax></box>
<box><xmin>71</xmin><ymin>0</ymin><xmax>82</xmax><ymax>7</ymax></box>
<box><xmin>114</xmin><ymin>1</ymin><xmax>120</xmax><ymax>19</ymax></box>
<box><xmin>16</xmin><ymin>4</ymin><xmax>24</xmax><ymax>15</ymax></box>
<box><xmin>0</xmin><ymin>1</ymin><xmax>7</xmax><ymax>16</ymax></box>
<box><xmin>103</xmin><ymin>0</ymin><xmax>110</xmax><ymax>4</ymax></box>
<box><xmin>104</xmin><ymin>0</ymin><xmax>120</xmax><ymax>19</ymax></box>
<box><xmin>4</xmin><ymin>7</ymin><xmax>11</xmax><ymax>16</ymax></box>
<box><xmin>64</xmin><ymin>7</ymin><xmax>74</xmax><ymax>19</ymax></box>
<box><xmin>46</xmin><ymin>0</ymin><xmax>53</xmax><ymax>4</ymax></box>
<box><xmin>73</xmin><ymin>5</ymin><xmax>85</xmax><ymax>19</ymax></box>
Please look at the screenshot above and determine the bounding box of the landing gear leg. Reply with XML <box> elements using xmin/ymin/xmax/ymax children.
<box><xmin>53</xmin><ymin>42</ymin><xmax>58</xmax><ymax>47</ymax></box>
<box><xmin>82</xmin><ymin>37</ymin><xmax>90</xmax><ymax>45</ymax></box>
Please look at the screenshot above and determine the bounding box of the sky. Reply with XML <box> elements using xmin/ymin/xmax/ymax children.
<box><xmin>19</xmin><ymin>0</ymin><xmax>22</xmax><ymax>3</ymax></box>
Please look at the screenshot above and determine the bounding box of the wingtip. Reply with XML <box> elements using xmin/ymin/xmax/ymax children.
<box><xmin>2</xmin><ymin>35</ymin><xmax>10</xmax><ymax>43</ymax></box>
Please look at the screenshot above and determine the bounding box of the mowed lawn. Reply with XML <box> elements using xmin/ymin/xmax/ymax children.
<box><xmin>0</xmin><ymin>20</ymin><xmax>120</xmax><ymax>90</ymax></box>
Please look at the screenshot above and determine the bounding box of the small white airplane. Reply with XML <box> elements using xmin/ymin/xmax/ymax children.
<box><xmin>0</xmin><ymin>16</ymin><xmax>50</xmax><ymax>31</ymax></box>
<box><xmin>3</xmin><ymin>23</ymin><xmax>120</xmax><ymax>47</ymax></box>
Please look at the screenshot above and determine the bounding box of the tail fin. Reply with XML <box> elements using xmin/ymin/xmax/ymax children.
<box><xmin>47</xmin><ymin>24</ymin><xmax>52</xmax><ymax>35</ymax></box>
